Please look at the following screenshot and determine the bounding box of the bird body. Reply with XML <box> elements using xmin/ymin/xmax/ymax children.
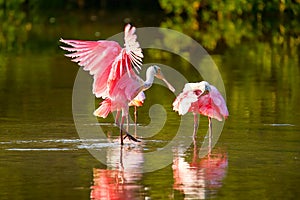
<box><xmin>61</xmin><ymin>24</ymin><xmax>144</xmax><ymax>144</ymax></box>
<box><xmin>173</xmin><ymin>81</ymin><xmax>228</xmax><ymax>138</ymax></box>
<box><xmin>61</xmin><ymin>24</ymin><xmax>174</xmax><ymax>144</ymax></box>
<box><xmin>129</xmin><ymin>92</ymin><xmax>145</xmax><ymax>107</ymax></box>
<box><xmin>173</xmin><ymin>81</ymin><xmax>228</xmax><ymax>121</ymax></box>
<box><xmin>92</xmin><ymin>65</ymin><xmax>174</xmax><ymax>144</ymax></box>
<box><xmin>93</xmin><ymin>66</ymin><xmax>158</xmax><ymax>118</ymax></box>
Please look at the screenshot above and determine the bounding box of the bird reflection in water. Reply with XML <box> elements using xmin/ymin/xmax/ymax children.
<box><xmin>90</xmin><ymin>145</ymin><xmax>144</xmax><ymax>200</ymax></box>
<box><xmin>172</xmin><ymin>139</ymin><xmax>228</xmax><ymax>199</ymax></box>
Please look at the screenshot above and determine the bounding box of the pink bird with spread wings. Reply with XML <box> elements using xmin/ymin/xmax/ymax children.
<box><xmin>173</xmin><ymin>81</ymin><xmax>228</xmax><ymax>138</ymax></box>
<box><xmin>60</xmin><ymin>24</ymin><xmax>175</xmax><ymax>145</ymax></box>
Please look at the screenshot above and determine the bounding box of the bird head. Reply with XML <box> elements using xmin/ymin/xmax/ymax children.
<box><xmin>198</xmin><ymin>81</ymin><xmax>211</xmax><ymax>96</ymax></box>
<box><xmin>147</xmin><ymin>65</ymin><xmax>175</xmax><ymax>92</ymax></box>
<box><xmin>152</xmin><ymin>65</ymin><xmax>163</xmax><ymax>79</ymax></box>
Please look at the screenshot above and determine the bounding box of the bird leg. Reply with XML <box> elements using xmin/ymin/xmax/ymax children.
<box><xmin>115</xmin><ymin>110</ymin><xmax>121</xmax><ymax>126</ymax></box>
<box><xmin>134</xmin><ymin>106</ymin><xmax>137</xmax><ymax>137</ymax></box>
<box><xmin>193</xmin><ymin>113</ymin><xmax>199</xmax><ymax>138</ymax></box>
<box><xmin>126</xmin><ymin>115</ymin><xmax>129</xmax><ymax>132</ymax></box>
<box><xmin>120</xmin><ymin>115</ymin><xmax>125</xmax><ymax>145</ymax></box>
<box><xmin>208</xmin><ymin>117</ymin><xmax>212</xmax><ymax>154</ymax></box>
<box><xmin>119</xmin><ymin>110</ymin><xmax>141</xmax><ymax>144</ymax></box>
<box><xmin>119</xmin><ymin>114</ymin><xmax>141</xmax><ymax>145</ymax></box>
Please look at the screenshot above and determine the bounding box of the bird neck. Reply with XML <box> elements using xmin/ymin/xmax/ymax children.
<box><xmin>143</xmin><ymin>67</ymin><xmax>155</xmax><ymax>90</ymax></box>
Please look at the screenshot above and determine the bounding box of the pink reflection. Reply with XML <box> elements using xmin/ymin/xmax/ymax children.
<box><xmin>91</xmin><ymin>168</ymin><xmax>141</xmax><ymax>200</ymax></box>
<box><xmin>173</xmin><ymin>142</ymin><xmax>228</xmax><ymax>199</ymax></box>
<box><xmin>90</xmin><ymin>146</ymin><xmax>144</xmax><ymax>200</ymax></box>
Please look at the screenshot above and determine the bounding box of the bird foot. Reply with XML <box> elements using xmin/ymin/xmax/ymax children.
<box><xmin>117</xmin><ymin>124</ymin><xmax>141</xmax><ymax>143</ymax></box>
<box><xmin>123</xmin><ymin>133</ymin><xmax>141</xmax><ymax>142</ymax></box>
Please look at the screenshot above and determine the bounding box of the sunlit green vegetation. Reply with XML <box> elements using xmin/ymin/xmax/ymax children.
<box><xmin>159</xmin><ymin>0</ymin><xmax>300</xmax><ymax>50</ymax></box>
<box><xmin>0</xmin><ymin>0</ymin><xmax>30</xmax><ymax>51</ymax></box>
<box><xmin>1</xmin><ymin>0</ymin><xmax>299</xmax><ymax>53</ymax></box>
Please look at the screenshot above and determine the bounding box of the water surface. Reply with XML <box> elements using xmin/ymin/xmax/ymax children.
<box><xmin>0</xmin><ymin>12</ymin><xmax>299</xmax><ymax>200</ymax></box>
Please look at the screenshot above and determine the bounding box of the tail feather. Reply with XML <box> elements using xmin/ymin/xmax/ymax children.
<box><xmin>93</xmin><ymin>99</ymin><xmax>111</xmax><ymax>118</ymax></box>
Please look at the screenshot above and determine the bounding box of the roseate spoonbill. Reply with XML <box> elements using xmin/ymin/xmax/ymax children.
<box><xmin>173</xmin><ymin>81</ymin><xmax>228</xmax><ymax>140</ymax></box>
<box><xmin>93</xmin><ymin>65</ymin><xmax>175</xmax><ymax>144</ymax></box>
<box><xmin>60</xmin><ymin>24</ymin><xmax>174</xmax><ymax>145</ymax></box>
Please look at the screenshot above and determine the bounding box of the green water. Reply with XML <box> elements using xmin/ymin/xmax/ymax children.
<box><xmin>0</xmin><ymin>10</ymin><xmax>299</xmax><ymax>200</ymax></box>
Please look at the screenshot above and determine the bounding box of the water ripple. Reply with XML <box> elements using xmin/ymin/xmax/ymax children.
<box><xmin>264</xmin><ymin>123</ymin><xmax>295</xmax><ymax>127</ymax></box>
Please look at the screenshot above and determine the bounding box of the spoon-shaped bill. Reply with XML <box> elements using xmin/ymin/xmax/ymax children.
<box><xmin>162</xmin><ymin>78</ymin><xmax>175</xmax><ymax>92</ymax></box>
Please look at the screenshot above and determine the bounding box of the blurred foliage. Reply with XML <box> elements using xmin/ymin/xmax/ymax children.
<box><xmin>158</xmin><ymin>0</ymin><xmax>300</xmax><ymax>52</ymax></box>
<box><xmin>0</xmin><ymin>0</ymin><xmax>299</xmax><ymax>56</ymax></box>
<box><xmin>0</xmin><ymin>0</ymin><xmax>160</xmax><ymax>52</ymax></box>
<box><xmin>0</xmin><ymin>0</ymin><xmax>30</xmax><ymax>51</ymax></box>
<box><xmin>0</xmin><ymin>0</ymin><xmax>96</xmax><ymax>52</ymax></box>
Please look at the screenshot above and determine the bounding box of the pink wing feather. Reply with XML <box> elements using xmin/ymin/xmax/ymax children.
<box><xmin>60</xmin><ymin>24</ymin><xmax>143</xmax><ymax>99</ymax></box>
<box><xmin>173</xmin><ymin>83</ymin><xmax>229</xmax><ymax>121</ymax></box>
<box><xmin>209</xmin><ymin>86</ymin><xmax>229</xmax><ymax>118</ymax></box>
<box><xmin>124</xmin><ymin>25</ymin><xmax>143</xmax><ymax>73</ymax></box>
<box><xmin>173</xmin><ymin>90</ymin><xmax>198</xmax><ymax>115</ymax></box>
<box><xmin>197</xmin><ymin>86</ymin><xmax>228</xmax><ymax>121</ymax></box>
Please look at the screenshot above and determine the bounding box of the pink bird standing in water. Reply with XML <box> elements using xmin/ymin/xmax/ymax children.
<box><xmin>60</xmin><ymin>24</ymin><xmax>174</xmax><ymax>145</ymax></box>
<box><xmin>93</xmin><ymin>64</ymin><xmax>174</xmax><ymax>144</ymax></box>
<box><xmin>173</xmin><ymin>81</ymin><xmax>228</xmax><ymax>139</ymax></box>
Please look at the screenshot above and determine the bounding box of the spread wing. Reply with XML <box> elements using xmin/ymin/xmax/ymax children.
<box><xmin>60</xmin><ymin>24</ymin><xmax>143</xmax><ymax>98</ymax></box>
<box><xmin>123</xmin><ymin>24</ymin><xmax>143</xmax><ymax>74</ymax></box>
